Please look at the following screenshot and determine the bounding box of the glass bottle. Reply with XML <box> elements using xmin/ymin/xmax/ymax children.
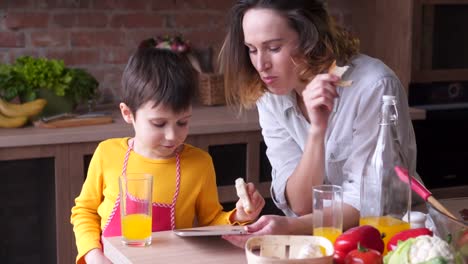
<box><xmin>359</xmin><ymin>95</ymin><xmax>412</xmax><ymax>254</ymax></box>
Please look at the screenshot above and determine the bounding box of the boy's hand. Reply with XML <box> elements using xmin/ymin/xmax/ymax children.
<box><xmin>233</xmin><ymin>181</ymin><xmax>265</xmax><ymax>222</ymax></box>
<box><xmin>84</xmin><ymin>248</ymin><xmax>113</xmax><ymax>264</ymax></box>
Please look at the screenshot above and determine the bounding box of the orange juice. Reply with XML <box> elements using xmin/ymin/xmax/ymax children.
<box><xmin>313</xmin><ymin>227</ymin><xmax>342</xmax><ymax>244</ymax></box>
<box><xmin>360</xmin><ymin>215</ymin><xmax>410</xmax><ymax>254</ymax></box>
<box><xmin>122</xmin><ymin>214</ymin><xmax>152</xmax><ymax>240</ymax></box>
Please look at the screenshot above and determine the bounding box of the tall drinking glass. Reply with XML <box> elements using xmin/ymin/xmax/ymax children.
<box><xmin>119</xmin><ymin>173</ymin><xmax>153</xmax><ymax>246</ymax></box>
<box><xmin>312</xmin><ymin>185</ymin><xmax>343</xmax><ymax>244</ymax></box>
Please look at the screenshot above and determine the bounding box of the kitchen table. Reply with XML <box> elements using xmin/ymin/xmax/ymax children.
<box><xmin>103</xmin><ymin>229</ymin><xmax>247</xmax><ymax>264</ymax></box>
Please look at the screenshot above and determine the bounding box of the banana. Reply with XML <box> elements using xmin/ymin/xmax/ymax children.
<box><xmin>0</xmin><ymin>113</ymin><xmax>28</xmax><ymax>128</ymax></box>
<box><xmin>0</xmin><ymin>98</ymin><xmax>47</xmax><ymax>117</ymax></box>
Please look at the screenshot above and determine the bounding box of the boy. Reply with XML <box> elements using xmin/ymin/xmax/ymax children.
<box><xmin>71</xmin><ymin>39</ymin><xmax>265</xmax><ymax>263</ymax></box>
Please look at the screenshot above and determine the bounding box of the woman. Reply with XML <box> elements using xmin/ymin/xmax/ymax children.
<box><xmin>219</xmin><ymin>0</ymin><xmax>417</xmax><ymax>246</ymax></box>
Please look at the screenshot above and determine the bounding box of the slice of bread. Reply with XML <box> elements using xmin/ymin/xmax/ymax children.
<box><xmin>328</xmin><ymin>60</ymin><xmax>353</xmax><ymax>87</ymax></box>
<box><xmin>235</xmin><ymin>178</ymin><xmax>253</xmax><ymax>214</ymax></box>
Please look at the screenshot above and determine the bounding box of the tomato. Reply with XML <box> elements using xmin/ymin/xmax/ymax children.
<box><xmin>386</xmin><ymin>227</ymin><xmax>433</xmax><ymax>252</ymax></box>
<box><xmin>344</xmin><ymin>244</ymin><xmax>383</xmax><ymax>264</ymax></box>
<box><xmin>333</xmin><ymin>225</ymin><xmax>384</xmax><ymax>264</ymax></box>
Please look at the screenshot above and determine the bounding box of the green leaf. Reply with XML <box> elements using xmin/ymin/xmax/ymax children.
<box><xmin>0</xmin><ymin>56</ymin><xmax>99</xmax><ymax>106</ymax></box>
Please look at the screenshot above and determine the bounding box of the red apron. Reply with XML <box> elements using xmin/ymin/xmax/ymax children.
<box><xmin>102</xmin><ymin>139</ymin><xmax>181</xmax><ymax>237</ymax></box>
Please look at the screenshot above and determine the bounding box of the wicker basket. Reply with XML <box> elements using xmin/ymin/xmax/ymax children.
<box><xmin>245</xmin><ymin>235</ymin><xmax>334</xmax><ymax>264</ymax></box>
<box><xmin>198</xmin><ymin>73</ymin><xmax>225</xmax><ymax>106</ymax></box>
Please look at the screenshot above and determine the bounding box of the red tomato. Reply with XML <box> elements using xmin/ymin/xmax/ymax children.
<box><xmin>334</xmin><ymin>225</ymin><xmax>384</xmax><ymax>264</ymax></box>
<box><xmin>344</xmin><ymin>244</ymin><xmax>383</xmax><ymax>264</ymax></box>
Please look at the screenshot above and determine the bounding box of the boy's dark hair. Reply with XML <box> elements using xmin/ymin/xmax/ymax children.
<box><xmin>121</xmin><ymin>38</ymin><xmax>198</xmax><ymax>116</ymax></box>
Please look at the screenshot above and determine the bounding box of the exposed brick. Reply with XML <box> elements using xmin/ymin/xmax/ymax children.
<box><xmin>0</xmin><ymin>32</ymin><xmax>25</xmax><ymax>47</ymax></box>
<box><xmin>101</xmin><ymin>47</ymin><xmax>131</xmax><ymax>64</ymax></box>
<box><xmin>42</xmin><ymin>0</ymin><xmax>91</xmax><ymax>8</ymax></box>
<box><xmin>1</xmin><ymin>0</ymin><xmax>364</xmax><ymax>108</ymax></box>
<box><xmin>184</xmin><ymin>29</ymin><xmax>225</xmax><ymax>49</ymax></box>
<box><xmin>51</xmin><ymin>13</ymin><xmax>76</xmax><ymax>28</ymax></box>
<box><xmin>9</xmin><ymin>49</ymin><xmax>43</xmax><ymax>62</ymax></box>
<box><xmin>0</xmin><ymin>51</ymin><xmax>11</xmax><ymax>63</ymax></box>
<box><xmin>4</xmin><ymin>12</ymin><xmax>49</xmax><ymax>29</ymax></box>
<box><xmin>46</xmin><ymin>49</ymin><xmax>100</xmax><ymax>66</ymax></box>
<box><xmin>89</xmin><ymin>67</ymin><xmax>110</xmax><ymax>82</ymax></box>
<box><xmin>71</xmin><ymin>31</ymin><xmax>124</xmax><ymax>47</ymax></box>
<box><xmin>170</xmin><ymin>0</ymin><xmax>234</xmax><ymax>10</ymax></box>
<box><xmin>1</xmin><ymin>0</ymin><xmax>33</xmax><ymax>9</ymax></box>
<box><xmin>52</xmin><ymin>13</ymin><xmax>108</xmax><ymax>28</ymax></box>
<box><xmin>202</xmin><ymin>0</ymin><xmax>234</xmax><ymax>10</ymax></box>
<box><xmin>124</xmin><ymin>30</ymin><xmax>169</xmax><ymax>48</ymax></box>
<box><xmin>110</xmin><ymin>13</ymin><xmax>164</xmax><ymax>28</ymax></box>
<box><xmin>91</xmin><ymin>66</ymin><xmax>124</xmax><ymax>103</ymax></box>
<box><xmin>173</xmin><ymin>12</ymin><xmax>222</xmax><ymax>28</ymax></box>
<box><xmin>76</xmin><ymin>13</ymin><xmax>108</xmax><ymax>27</ymax></box>
<box><xmin>30</xmin><ymin>31</ymin><xmax>69</xmax><ymax>47</ymax></box>
<box><xmin>151</xmin><ymin>0</ymin><xmax>177</xmax><ymax>10</ymax></box>
<box><xmin>93</xmin><ymin>0</ymin><xmax>148</xmax><ymax>10</ymax></box>
<box><xmin>328</xmin><ymin>0</ymin><xmax>354</xmax><ymax>11</ymax></box>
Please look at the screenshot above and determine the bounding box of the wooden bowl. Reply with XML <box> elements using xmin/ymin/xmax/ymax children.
<box><xmin>245</xmin><ymin>235</ymin><xmax>334</xmax><ymax>264</ymax></box>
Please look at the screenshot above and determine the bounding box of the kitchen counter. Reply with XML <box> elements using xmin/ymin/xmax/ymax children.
<box><xmin>0</xmin><ymin>105</ymin><xmax>260</xmax><ymax>148</ymax></box>
<box><xmin>0</xmin><ymin>105</ymin><xmax>425</xmax><ymax>148</ymax></box>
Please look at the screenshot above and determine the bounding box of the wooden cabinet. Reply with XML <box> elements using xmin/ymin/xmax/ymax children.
<box><xmin>0</xmin><ymin>157</ymin><xmax>56</xmax><ymax>263</ymax></box>
<box><xmin>372</xmin><ymin>0</ymin><xmax>413</xmax><ymax>90</ymax></box>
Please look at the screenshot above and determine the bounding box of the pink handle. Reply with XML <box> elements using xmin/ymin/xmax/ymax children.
<box><xmin>394</xmin><ymin>166</ymin><xmax>432</xmax><ymax>201</ymax></box>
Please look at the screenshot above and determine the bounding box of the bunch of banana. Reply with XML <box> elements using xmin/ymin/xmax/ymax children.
<box><xmin>0</xmin><ymin>98</ymin><xmax>47</xmax><ymax>128</ymax></box>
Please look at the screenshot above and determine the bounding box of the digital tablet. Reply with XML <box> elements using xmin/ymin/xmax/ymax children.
<box><xmin>173</xmin><ymin>226</ymin><xmax>248</xmax><ymax>237</ymax></box>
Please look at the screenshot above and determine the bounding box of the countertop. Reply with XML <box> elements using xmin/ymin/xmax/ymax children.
<box><xmin>0</xmin><ymin>105</ymin><xmax>426</xmax><ymax>148</ymax></box>
<box><xmin>103</xmin><ymin>228</ymin><xmax>246</xmax><ymax>264</ymax></box>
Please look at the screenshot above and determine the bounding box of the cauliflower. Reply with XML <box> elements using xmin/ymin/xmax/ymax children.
<box><xmin>384</xmin><ymin>235</ymin><xmax>455</xmax><ymax>264</ymax></box>
<box><xmin>409</xmin><ymin>235</ymin><xmax>454</xmax><ymax>263</ymax></box>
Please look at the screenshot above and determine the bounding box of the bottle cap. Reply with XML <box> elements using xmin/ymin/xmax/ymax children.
<box><xmin>402</xmin><ymin>211</ymin><xmax>427</xmax><ymax>228</ymax></box>
<box><xmin>382</xmin><ymin>95</ymin><xmax>396</xmax><ymax>105</ymax></box>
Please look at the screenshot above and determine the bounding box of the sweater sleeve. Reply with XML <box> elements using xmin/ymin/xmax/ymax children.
<box><xmin>194</xmin><ymin>158</ymin><xmax>239</xmax><ymax>226</ymax></box>
<box><xmin>70</xmin><ymin>144</ymin><xmax>105</xmax><ymax>264</ymax></box>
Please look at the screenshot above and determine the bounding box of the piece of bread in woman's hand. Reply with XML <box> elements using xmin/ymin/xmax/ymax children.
<box><xmin>328</xmin><ymin>60</ymin><xmax>353</xmax><ymax>87</ymax></box>
<box><xmin>235</xmin><ymin>178</ymin><xmax>253</xmax><ymax>214</ymax></box>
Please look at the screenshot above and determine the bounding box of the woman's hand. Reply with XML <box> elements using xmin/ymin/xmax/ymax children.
<box><xmin>84</xmin><ymin>248</ymin><xmax>113</xmax><ymax>264</ymax></box>
<box><xmin>233</xmin><ymin>182</ymin><xmax>265</xmax><ymax>223</ymax></box>
<box><xmin>301</xmin><ymin>73</ymin><xmax>339</xmax><ymax>134</ymax></box>
<box><xmin>223</xmin><ymin>214</ymin><xmax>293</xmax><ymax>248</ymax></box>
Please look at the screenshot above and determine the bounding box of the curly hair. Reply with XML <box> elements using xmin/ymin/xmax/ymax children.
<box><xmin>219</xmin><ymin>0</ymin><xmax>359</xmax><ymax>109</ymax></box>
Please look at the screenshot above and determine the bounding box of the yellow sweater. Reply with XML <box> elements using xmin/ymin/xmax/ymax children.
<box><xmin>71</xmin><ymin>138</ymin><xmax>236</xmax><ymax>263</ymax></box>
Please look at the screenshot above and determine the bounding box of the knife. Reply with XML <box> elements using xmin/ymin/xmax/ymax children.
<box><xmin>41</xmin><ymin>112</ymin><xmax>112</xmax><ymax>123</ymax></box>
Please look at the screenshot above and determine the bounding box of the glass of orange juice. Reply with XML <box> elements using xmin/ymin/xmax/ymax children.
<box><xmin>312</xmin><ymin>185</ymin><xmax>343</xmax><ymax>244</ymax></box>
<box><xmin>119</xmin><ymin>173</ymin><xmax>153</xmax><ymax>246</ymax></box>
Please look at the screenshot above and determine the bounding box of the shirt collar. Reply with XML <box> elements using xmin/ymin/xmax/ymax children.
<box><xmin>280</xmin><ymin>91</ymin><xmax>297</xmax><ymax>113</ymax></box>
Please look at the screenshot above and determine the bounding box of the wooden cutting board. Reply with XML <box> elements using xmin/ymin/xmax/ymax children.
<box><xmin>34</xmin><ymin>116</ymin><xmax>113</xmax><ymax>128</ymax></box>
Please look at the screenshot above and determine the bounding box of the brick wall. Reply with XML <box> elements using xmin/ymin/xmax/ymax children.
<box><xmin>0</xmin><ymin>0</ymin><xmax>372</xmax><ymax>104</ymax></box>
